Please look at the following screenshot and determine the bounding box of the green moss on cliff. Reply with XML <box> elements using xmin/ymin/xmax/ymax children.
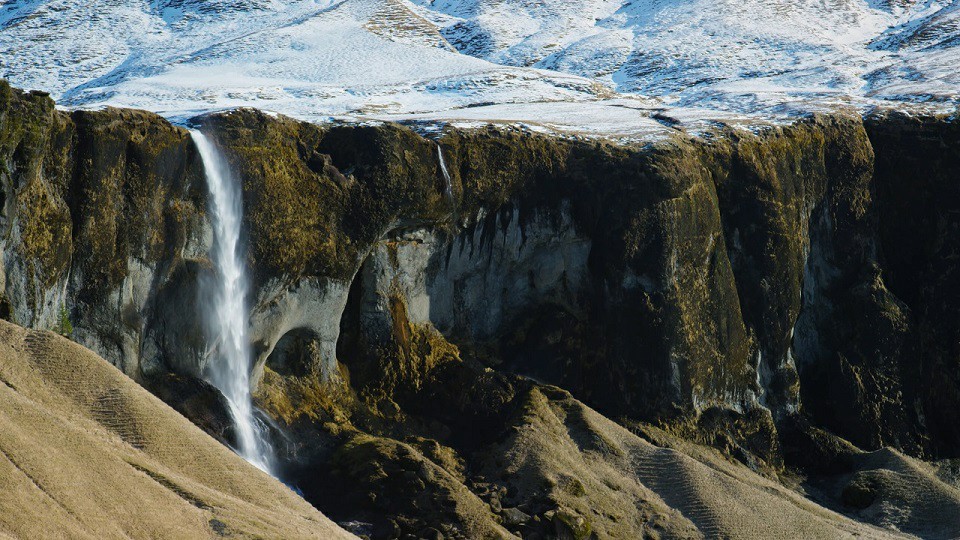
<box><xmin>439</xmin><ymin>126</ymin><xmax>570</xmax><ymax>211</ymax></box>
<box><xmin>18</xmin><ymin>177</ymin><xmax>72</xmax><ymax>287</ymax></box>
<box><xmin>0</xmin><ymin>85</ymin><xmax>74</xmax><ymax>293</ymax></box>
<box><xmin>256</xmin><ymin>365</ymin><xmax>356</xmax><ymax>426</ymax></box>
<box><xmin>203</xmin><ymin>111</ymin><xmax>452</xmax><ymax>285</ymax></box>
<box><xmin>690</xmin><ymin>115</ymin><xmax>880</xmax><ymax>421</ymax></box>
<box><xmin>70</xmin><ymin>108</ymin><xmax>205</xmax><ymax>303</ymax></box>
<box><xmin>201</xmin><ymin>111</ymin><xmax>339</xmax><ymax>279</ymax></box>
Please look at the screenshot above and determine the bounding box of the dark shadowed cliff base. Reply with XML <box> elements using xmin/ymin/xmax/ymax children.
<box><xmin>1</xmin><ymin>80</ymin><xmax>960</xmax><ymax>539</ymax></box>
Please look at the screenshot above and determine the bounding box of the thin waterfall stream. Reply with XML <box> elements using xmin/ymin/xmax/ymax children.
<box><xmin>190</xmin><ymin>130</ymin><xmax>275</xmax><ymax>474</ymax></box>
<box><xmin>437</xmin><ymin>143</ymin><xmax>453</xmax><ymax>202</ymax></box>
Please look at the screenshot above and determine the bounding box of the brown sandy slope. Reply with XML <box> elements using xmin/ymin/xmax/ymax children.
<box><xmin>0</xmin><ymin>320</ymin><xmax>354</xmax><ymax>540</ymax></box>
<box><xmin>481</xmin><ymin>386</ymin><xmax>934</xmax><ymax>539</ymax></box>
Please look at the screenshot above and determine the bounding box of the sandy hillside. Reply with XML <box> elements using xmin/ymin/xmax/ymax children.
<box><xmin>484</xmin><ymin>386</ymin><xmax>960</xmax><ymax>539</ymax></box>
<box><xmin>0</xmin><ymin>320</ymin><xmax>354</xmax><ymax>540</ymax></box>
<box><xmin>3</xmin><ymin>317</ymin><xmax>960</xmax><ymax>539</ymax></box>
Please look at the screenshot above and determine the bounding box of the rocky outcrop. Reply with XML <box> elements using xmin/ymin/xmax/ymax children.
<box><xmin>4</xmin><ymin>79</ymin><xmax>960</xmax><ymax>538</ymax></box>
<box><xmin>0</xmin><ymin>81</ymin><xmax>209</xmax><ymax>381</ymax></box>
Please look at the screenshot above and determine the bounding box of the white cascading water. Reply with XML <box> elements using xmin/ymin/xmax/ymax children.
<box><xmin>190</xmin><ymin>130</ymin><xmax>275</xmax><ymax>474</ymax></box>
<box><xmin>437</xmin><ymin>144</ymin><xmax>453</xmax><ymax>201</ymax></box>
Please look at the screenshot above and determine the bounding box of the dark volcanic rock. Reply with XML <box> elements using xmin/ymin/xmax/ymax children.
<box><xmin>865</xmin><ymin>110</ymin><xmax>960</xmax><ymax>457</ymax></box>
<box><xmin>4</xmin><ymin>78</ymin><xmax>960</xmax><ymax>539</ymax></box>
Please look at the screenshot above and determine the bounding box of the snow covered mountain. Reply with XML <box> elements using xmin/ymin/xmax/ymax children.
<box><xmin>412</xmin><ymin>0</ymin><xmax>960</xmax><ymax>109</ymax></box>
<box><xmin>1</xmin><ymin>0</ymin><xmax>957</xmax><ymax>132</ymax></box>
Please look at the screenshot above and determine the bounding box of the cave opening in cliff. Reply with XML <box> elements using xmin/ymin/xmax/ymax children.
<box><xmin>266</xmin><ymin>328</ymin><xmax>323</xmax><ymax>378</ymax></box>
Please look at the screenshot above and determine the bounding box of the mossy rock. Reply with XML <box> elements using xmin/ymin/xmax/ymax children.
<box><xmin>553</xmin><ymin>508</ymin><xmax>593</xmax><ymax>540</ymax></box>
<box><xmin>328</xmin><ymin>433</ymin><xmax>508</xmax><ymax>539</ymax></box>
<box><xmin>70</xmin><ymin>108</ymin><xmax>206</xmax><ymax>304</ymax></box>
<box><xmin>841</xmin><ymin>474</ymin><xmax>879</xmax><ymax>510</ymax></box>
<box><xmin>0</xmin><ymin>83</ymin><xmax>74</xmax><ymax>294</ymax></box>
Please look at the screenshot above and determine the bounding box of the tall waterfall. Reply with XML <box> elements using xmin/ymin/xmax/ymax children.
<box><xmin>190</xmin><ymin>130</ymin><xmax>275</xmax><ymax>474</ymax></box>
<box><xmin>437</xmin><ymin>144</ymin><xmax>453</xmax><ymax>201</ymax></box>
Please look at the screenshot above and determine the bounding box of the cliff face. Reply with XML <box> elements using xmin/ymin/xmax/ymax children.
<box><xmin>204</xmin><ymin>110</ymin><xmax>760</xmax><ymax>420</ymax></box>
<box><xmin>0</xmin><ymin>82</ymin><xmax>208</xmax><ymax>380</ymax></box>
<box><xmin>3</xmin><ymin>80</ymin><xmax>960</xmax><ymax>538</ymax></box>
<box><xmin>858</xmin><ymin>112</ymin><xmax>960</xmax><ymax>456</ymax></box>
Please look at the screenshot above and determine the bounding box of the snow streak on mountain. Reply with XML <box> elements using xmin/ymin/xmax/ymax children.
<box><xmin>1</xmin><ymin>0</ymin><xmax>958</xmax><ymax>132</ymax></box>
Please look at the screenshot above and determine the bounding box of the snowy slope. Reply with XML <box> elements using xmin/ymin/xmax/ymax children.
<box><xmin>413</xmin><ymin>0</ymin><xmax>960</xmax><ymax>110</ymax></box>
<box><xmin>0</xmin><ymin>0</ymin><xmax>611</xmax><ymax>123</ymax></box>
<box><xmin>0</xmin><ymin>0</ymin><xmax>958</xmax><ymax>133</ymax></box>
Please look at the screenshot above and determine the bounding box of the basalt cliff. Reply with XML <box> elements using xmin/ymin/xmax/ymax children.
<box><xmin>2</xmin><ymin>81</ymin><xmax>960</xmax><ymax>539</ymax></box>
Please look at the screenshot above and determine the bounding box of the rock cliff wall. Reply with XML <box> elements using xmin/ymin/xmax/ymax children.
<box><xmin>0</xmin><ymin>82</ymin><xmax>209</xmax><ymax>380</ymax></box>
<box><xmin>3</xmin><ymin>79</ymin><xmax>960</xmax><ymax>537</ymax></box>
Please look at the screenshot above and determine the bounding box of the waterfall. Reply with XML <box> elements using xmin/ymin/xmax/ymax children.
<box><xmin>437</xmin><ymin>144</ymin><xmax>453</xmax><ymax>201</ymax></box>
<box><xmin>190</xmin><ymin>130</ymin><xmax>275</xmax><ymax>474</ymax></box>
